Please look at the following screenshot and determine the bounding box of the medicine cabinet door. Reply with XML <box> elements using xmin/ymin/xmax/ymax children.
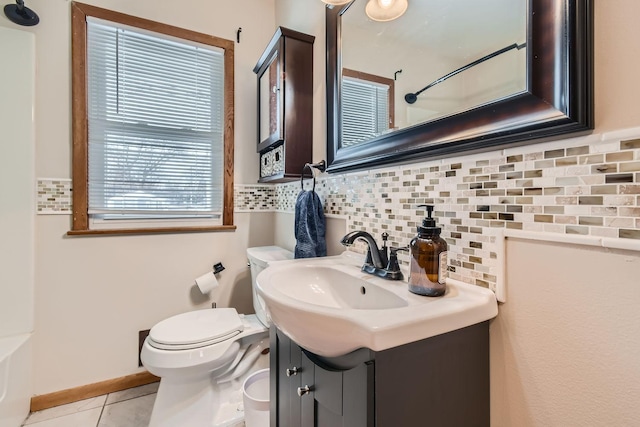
<box><xmin>257</xmin><ymin>50</ymin><xmax>283</xmax><ymax>151</ymax></box>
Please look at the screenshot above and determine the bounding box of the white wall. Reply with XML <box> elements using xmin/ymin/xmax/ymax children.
<box><xmin>492</xmin><ymin>239</ymin><xmax>640</xmax><ymax>426</ymax></box>
<box><xmin>341</xmin><ymin>23</ymin><xmax>462</xmax><ymax>127</ymax></box>
<box><xmin>0</xmin><ymin>0</ymin><xmax>281</xmax><ymax>396</ymax></box>
<box><xmin>0</xmin><ymin>26</ymin><xmax>35</xmax><ymax>339</ymax></box>
<box><xmin>0</xmin><ymin>25</ymin><xmax>35</xmax><ymax>426</ymax></box>
<box><xmin>274</xmin><ymin>213</ymin><xmax>346</xmax><ymax>256</ymax></box>
<box><xmin>594</xmin><ymin>1</ymin><xmax>640</xmax><ymax>133</ymax></box>
<box><xmin>34</xmin><ymin>212</ymin><xmax>275</xmax><ymax>393</ymax></box>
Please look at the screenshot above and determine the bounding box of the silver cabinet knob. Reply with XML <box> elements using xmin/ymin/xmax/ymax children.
<box><xmin>286</xmin><ymin>366</ymin><xmax>299</xmax><ymax>377</ymax></box>
<box><xmin>297</xmin><ymin>385</ymin><xmax>312</xmax><ymax>397</ymax></box>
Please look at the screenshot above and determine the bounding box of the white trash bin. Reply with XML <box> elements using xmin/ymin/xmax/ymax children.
<box><xmin>242</xmin><ymin>368</ymin><xmax>270</xmax><ymax>427</ymax></box>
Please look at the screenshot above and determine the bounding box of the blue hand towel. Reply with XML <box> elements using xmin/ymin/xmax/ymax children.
<box><xmin>294</xmin><ymin>189</ymin><xmax>327</xmax><ymax>259</ymax></box>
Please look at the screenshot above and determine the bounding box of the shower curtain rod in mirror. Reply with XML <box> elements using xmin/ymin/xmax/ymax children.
<box><xmin>404</xmin><ymin>42</ymin><xmax>527</xmax><ymax>104</ymax></box>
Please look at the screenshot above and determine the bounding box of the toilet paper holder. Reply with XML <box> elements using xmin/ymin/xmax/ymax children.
<box><xmin>213</xmin><ymin>262</ymin><xmax>225</xmax><ymax>275</ymax></box>
<box><xmin>194</xmin><ymin>263</ymin><xmax>226</xmax><ymax>295</ymax></box>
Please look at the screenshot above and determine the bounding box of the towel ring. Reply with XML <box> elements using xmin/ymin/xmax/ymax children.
<box><xmin>300</xmin><ymin>160</ymin><xmax>326</xmax><ymax>191</ymax></box>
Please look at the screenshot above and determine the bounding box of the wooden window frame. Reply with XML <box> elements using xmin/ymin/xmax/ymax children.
<box><xmin>68</xmin><ymin>2</ymin><xmax>235</xmax><ymax>236</ymax></box>
<box><xmin>342</xmin><ymin>68</ymin><xmax>395</xmax><ymax>129</ymax></box>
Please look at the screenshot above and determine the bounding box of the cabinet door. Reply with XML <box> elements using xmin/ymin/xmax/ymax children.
<box><xmin>342</xmin><ymin>361</ymin><xmax>374</xmax><ymax>427</ymax></box>
<box><xmin>301</xmin><ymin>352</ymin><xmax>374</xmax><ymax>427</ymax></box>
<box><xmin>272</xmin><ymin>328</ymin><xmax>303</xmax><ymax>427</ymax></box>
<box><xmin>299</xmin><ymin>351</ymin><xmax>316</xmax><ymax>426</ymax></box>
<box><xmin>257</xmin><ymin>48</ymin><xmax>283</xmax><ymax>152</ymax></box>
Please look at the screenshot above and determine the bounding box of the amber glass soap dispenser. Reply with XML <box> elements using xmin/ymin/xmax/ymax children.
<box><xmin>408</xmin><ymin>205</ymin><xmax>448</xmax><ymax>296</ymax></box>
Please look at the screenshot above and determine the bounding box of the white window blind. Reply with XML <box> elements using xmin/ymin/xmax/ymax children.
<box><xmin>86</xmin><ymin>18</ymin><xmax>224</xmax><ymax>220</ymax></box>
<box><xmin>341</xmin><ymin>76</ymin><xmax>389</xmax><ymax>148</ymax></box>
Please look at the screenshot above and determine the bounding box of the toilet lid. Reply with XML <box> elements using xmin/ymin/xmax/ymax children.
<box><xmin>148</xmin><ymin>308</ymin><xmax>243</xmax><ymax>350</ymax></box>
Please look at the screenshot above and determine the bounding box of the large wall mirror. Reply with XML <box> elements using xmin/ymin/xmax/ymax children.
<box><xmin>326</xmin><ymin>0</ymin><xmax>593</xmax><ymax>173</ymax></box>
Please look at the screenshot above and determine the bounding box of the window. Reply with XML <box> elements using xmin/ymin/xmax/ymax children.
<box><xmin>69</xmin><ymin>2</ymin><xmax>235</xmax><ymax>235</ymax></box>
<box><xmin>341</xmin><ymin>68</ymin><xmax>394</xmax><ymax>148</ymax></box>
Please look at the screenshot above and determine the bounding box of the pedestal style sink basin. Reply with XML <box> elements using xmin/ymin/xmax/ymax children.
<box><xmin>268</xmin><ymin>264</ymin><xmax>408</xmax><ymax>310</ymax></box>
<box><xmin>256</xmin><ymin>252</ymin><xmax>498</xmax><ymax>357</ymax></box>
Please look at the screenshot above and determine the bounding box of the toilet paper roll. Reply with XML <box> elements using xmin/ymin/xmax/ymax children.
<box><xmin>195</xmin><ymin>271</ymin><xmax>219</xmax><ymax>294</ymax></box>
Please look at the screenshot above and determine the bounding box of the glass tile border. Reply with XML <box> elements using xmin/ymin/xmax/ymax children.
<box><xmin>36</xmin><ymin>181</ymin><xmax>277</xmax><ymax>214</ymax></box>
<box><xmin>234</xmin><ymin>184</ymin><xmax>276</xmax><ymax>212</ymax></box>
<box><xmin>274</xmin><ymin>130</ymin><xmax>640</xmax><ymax>290</ymax></box>
<box><xmin>37</xmin><ymin>178</ymin><xmax>72</xmax><ymax>214</ymax></box>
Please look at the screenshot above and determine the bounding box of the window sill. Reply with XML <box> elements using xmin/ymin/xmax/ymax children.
<box><xmin>66</xmin><ymin>225</ymin><xmax>237</xmax><ymax>236</ymax></box>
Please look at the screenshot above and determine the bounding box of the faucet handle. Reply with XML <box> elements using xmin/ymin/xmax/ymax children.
<box><xmin>389</xmin><ymin>246</ymin><xmax>409</xmax><ymax>261</ymax></box>
<box><xmin>381</xmin><ymin>232</ymin><xmax>389</xmax><ymax>247</ymax></box>
<box><xmin>384</xmin><ymin>246</ymin><xmax>408</xmax><ymax>280</ymax></box>
<box><xmin>388</xmin><ymin>246</ymin><xmax>408</xmax><ymax>265</ymax></box>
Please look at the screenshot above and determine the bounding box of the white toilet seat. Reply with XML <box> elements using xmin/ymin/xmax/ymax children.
<box><xmin>142</xmin><ymin>313</ymin><xmax>268</xmax><ymax>375</ymax></box>
<box><xmin>148</xmin><ymin>308</ymin><xmax>243</xmax><ymax>351</ymax></box>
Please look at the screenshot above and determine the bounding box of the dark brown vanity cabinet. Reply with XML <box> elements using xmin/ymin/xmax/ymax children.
<box><xmin>270</xmin><ymin>322</ymin><xmax>490</xmax><ymax>427</ymax></box>
<box><xmin>253</xmin><ymin>27</ymin><xmax>314</xmax><ymax>183</ymax></box>
<box><xmin>270</xmin><ymin>327</ymin><xmax>373</xmax><ymax>427</ymax></box>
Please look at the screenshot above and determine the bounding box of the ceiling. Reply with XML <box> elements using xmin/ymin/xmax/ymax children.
<box><xmin>342</xmin><ymin>0</ymin><xmax>527</xmax><ymax>62</ymax></box>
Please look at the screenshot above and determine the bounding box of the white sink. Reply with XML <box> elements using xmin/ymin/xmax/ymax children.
<box><xmin>267</xmin><ymin>264</ymin><xmax>408</xmax><ymax>310</ymax></box>
<box><xmin>256</xmin><ymin>251</ymin><xmax>498</xmax><ymax>357</ymax></box>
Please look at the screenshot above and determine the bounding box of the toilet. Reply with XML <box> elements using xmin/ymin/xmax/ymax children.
<box><xmin>141</xmin><ymin>246</ymin><xmax>293</xmax><ymax>427</ymax></box>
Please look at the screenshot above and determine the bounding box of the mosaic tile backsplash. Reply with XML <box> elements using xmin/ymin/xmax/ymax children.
<box><xmin>276</xmin><ymin>130</ymin><xmax>640</xmax><ymax>290</ymax></box>
<box><xmin>37</xmin><ymin>179</ymin><xmax>72</xmax><ymax>214</ymax></box>
<box><xmin>234</xmin><ymin>185</ymin><xmax>276</xmax><ymax>211</ymax></box>
<box><xmin>37</xmin><ymin>128</ymin><xmax>640</xmax><ymax>291</ymax></box>
<box><xmin>36</xmin><ymin>183</ymin><xmax>277</xmax><ymax>214</ymax></box>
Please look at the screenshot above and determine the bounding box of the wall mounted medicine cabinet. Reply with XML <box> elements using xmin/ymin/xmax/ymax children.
<box><xmin>253</xmin><ymin>27</ymin><xmax>314</xmax><ymax>183</ymax></box>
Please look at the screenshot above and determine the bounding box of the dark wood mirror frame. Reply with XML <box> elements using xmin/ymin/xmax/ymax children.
<box><xmin>326</xmin><ymin>0</ymin><xmax>593</xmax><ymax>173</ymax></box>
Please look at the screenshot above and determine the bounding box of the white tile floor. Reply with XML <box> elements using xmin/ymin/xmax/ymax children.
<box><xmin>22</xmin><ymin>382</ymin><xmax>159</xmax><ymax>427</ymax></box>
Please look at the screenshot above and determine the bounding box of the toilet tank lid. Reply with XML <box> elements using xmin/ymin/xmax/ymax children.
<box><xmin>247</xmin><ymin>246</ymin><xmax>293</xmax><ymax>267</ymax></box>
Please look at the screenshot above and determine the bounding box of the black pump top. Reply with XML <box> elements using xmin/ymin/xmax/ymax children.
<box><xmin>417</xmin><ymin>204</ymin><xmax>441</xmax><ymax>235</ymax></box>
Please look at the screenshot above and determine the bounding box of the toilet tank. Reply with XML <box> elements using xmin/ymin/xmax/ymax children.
<box><xmin>247</xmin><ymin>246</ymin><xmax>293</xmax><ymax>326</ymax></box>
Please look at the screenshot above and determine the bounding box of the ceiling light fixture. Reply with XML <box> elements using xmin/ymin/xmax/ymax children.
<box><xmin>321</xmin><ymin>0</ymin><xmax>351</xmax><ymax>6</ymax></box>
<box><xmin>365</xmin><ymin>0</ymin><xmax>408</xmax><ymax>22</ymax></box>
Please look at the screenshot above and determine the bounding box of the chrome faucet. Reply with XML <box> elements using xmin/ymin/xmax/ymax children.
<box><xmin>340</xmin><ymin>231</ymin><xmax>405</xmax><ymax>280</ymax></box>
